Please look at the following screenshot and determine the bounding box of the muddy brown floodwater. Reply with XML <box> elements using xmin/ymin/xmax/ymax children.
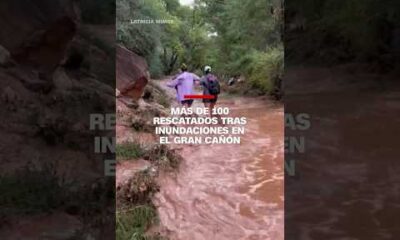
<box><xmin>154</xmin><ymin>84</ymin><xmax>284</xmax><ymax>240</ymax></box>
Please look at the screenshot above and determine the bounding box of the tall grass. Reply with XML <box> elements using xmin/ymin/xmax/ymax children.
<box><xmin>116</xmin><ymin>205</ymin><xmax>163</xmax><ymax>240</ymax></box>
<box><xmin>116</xmin><ymin>143</ymin><xmax>144</xmax><ymax>161</ymax></box>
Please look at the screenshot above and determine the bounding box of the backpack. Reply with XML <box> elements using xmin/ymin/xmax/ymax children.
<box><xmin>206</xmin><ymin>74</ymin><xmax>220</xmax><ymax>95</ymax></box>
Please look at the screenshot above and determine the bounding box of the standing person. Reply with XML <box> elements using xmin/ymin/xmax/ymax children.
<box><xmin>167</xmin><ymin>63</ymin><xmax>199</xmax><ymax>108</ymax></box>
<box><xmin>200</xmin><ymin>66</ymin><xmax>220</xmax><ymax>115</ymax></box>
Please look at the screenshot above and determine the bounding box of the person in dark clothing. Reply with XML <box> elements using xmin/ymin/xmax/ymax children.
<box><xmin>199</xmin><ymin>66</ymin><xmax>220</xmax><ymax>115</ymax></box>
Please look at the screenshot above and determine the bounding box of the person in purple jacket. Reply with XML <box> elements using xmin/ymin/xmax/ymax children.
<box><xmin>167</xmin><ymin>63</ymin><xmax>200</xmax><ymax>107</ymax></box>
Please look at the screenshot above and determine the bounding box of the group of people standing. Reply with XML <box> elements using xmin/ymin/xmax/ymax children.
<box><xmin>167</xmin><ymin>64</ymin><xmax>221</xmax><ymax>114</ymax></box>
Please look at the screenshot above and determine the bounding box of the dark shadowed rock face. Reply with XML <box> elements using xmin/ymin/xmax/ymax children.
<box><xmin>0</xmin><ymin>1</ymin><xmax>115</xmax><ymax>238</ymax></box>
<box><xmin>0</xmin><ymin>45</ymin><xmax>10</xmax><ymax>66</ymax></box>
<box><xmin>13</xmin><ymin>17</ymin><xmax>76</xmax><ymax>73</ymax></box>
<box><xmin>116</xmin><ymin>45</ymin><xmax>150</xmax><ymax>100</ymax></box>
<box><xmin>0</xmin><ymin>0</ymin><xmax>77</xmax><ymax>73</ymax></box>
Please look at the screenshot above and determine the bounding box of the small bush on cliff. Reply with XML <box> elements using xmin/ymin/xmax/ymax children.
<box><xmin>116</xmin><ymin>141</ymin><xmax>180</xmax><ymax>168</ymax></box>
<box><xmin>116</xmin><ymin>143</ymin><xmax>144</xmax><ymax>161</ymax></box>
<box><xmin>141</xmin><ymin>144</ymin><xmax>181</xmax><ymax>170</ymax></box>
<box><xmin>116</xmin><ymin>170</ymin><xmax>162</xmax><ymax>240</ymax></box>
<box><xmin>156</xmin><ymin>94</ymin><xmax>170</xmax><ymax>108</ymax></box>
<box><xmin>117</xmin><ymin>205</ymin><xmax>164</xmax><ymax>240</ymax></box>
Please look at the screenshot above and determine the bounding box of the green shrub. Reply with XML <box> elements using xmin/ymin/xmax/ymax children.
<box><xmin>247</xmin><ymin>47</ymin><xmax>283</xmax><ymax>94</ymax></box>
<box><xmin>116</xmin><ymin>205</ymin><xmax>161</xmax><ymax>240</ymax></box>
<box><xmin>116</xmin><ymin>143</ymin><xmax>144</xmax><ymax>160</ymax></box>
<box><xmin>148</xmin><ymin>51</ymin><xmax>164</xmax><ymax>79</ymax></box>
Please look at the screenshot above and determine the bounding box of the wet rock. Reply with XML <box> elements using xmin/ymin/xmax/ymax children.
<box><xmin>116</xmin><ymin>45</ymin><xmax>149</xmax><ymax>100</ymax></box>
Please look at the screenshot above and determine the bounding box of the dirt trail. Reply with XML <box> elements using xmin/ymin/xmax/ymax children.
<box><xmin>153</xmin><ymin>79</ymin><xmax>284</xmax><ymax>240</ymax></box>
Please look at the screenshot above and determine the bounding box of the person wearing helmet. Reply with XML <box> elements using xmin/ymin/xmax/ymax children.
<box><xmin>167</xmin><ymin>63</ymin><xmax>200</xmax><ymax>107</ymax></box>
<box><xmin>200</xmin><ymin>65</ymin><xmax>221</xmax><ymax>115</ymax></box>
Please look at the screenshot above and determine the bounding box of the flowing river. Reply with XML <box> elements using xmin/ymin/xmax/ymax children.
<box><xmin>153</xmin><ymin>83</ymin><xmax>284</xmax><ymax>240</ymax></box>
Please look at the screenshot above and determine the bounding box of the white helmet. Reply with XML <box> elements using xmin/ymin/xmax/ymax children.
<box><xmin>204</xmin><ymin>65</ymin><xmax>212</xmax><ymax>72</ymax></box>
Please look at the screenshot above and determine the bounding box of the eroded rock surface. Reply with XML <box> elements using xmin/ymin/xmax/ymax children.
<box><xmin>116</xmin><ymin>45</ymin><xmax>149</xmax><ymax>100</ymax></box>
